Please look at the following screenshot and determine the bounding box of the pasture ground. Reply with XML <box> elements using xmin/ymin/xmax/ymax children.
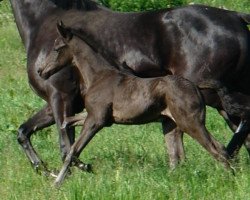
<box><xmin>0</xmin><ymin>1</ymin><xmax>249</xmax><ymax>199</ymax></box>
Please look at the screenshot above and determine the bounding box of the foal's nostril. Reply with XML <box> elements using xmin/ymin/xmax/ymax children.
<box><xmin>37</xmin><ymin>68</ymin><xmax>42</xmax><ymax>75</ymax></box>
<box><xmin>37</xmin><ymin>68</ymin><xmax>50</xmax><ymax>80</ymax></box>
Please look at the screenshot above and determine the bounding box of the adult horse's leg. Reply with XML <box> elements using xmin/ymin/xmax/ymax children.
<box><xmin>49</xmin><ymin>91</ymin><xmax>74</xmax><ymax>161</ymax></box>
<box><xmin>245</xmin><ymin>134</ymin><xmax>250</xmax><ymax>156</ymax></box>
<box><xmin>219</xmin><ymin>110</ymin><xmax>250</xmax><ymax>157</ymax></box>
<box><xmin>17</xmin><ymin>104</ymin><xmax>54</xmax><ymax>173</ymax></box>
<box><xmin>162</xmin><ymin>118</ymin><xmax>185</xmax><ymax>169</ymax></box>
<box><xmin>226</xmin><ymin>120</ymin><xmax>250</xmax><ymax>157</ymax></box>
<box><xmin>203</xmin><ymin>89</ymin><xmax>250</xmax><ymax>158</ymax></box>
<box><xmin>218</xmin><ymin>110</ymin><xmax>238</xmax><ymax>131</ymax></box>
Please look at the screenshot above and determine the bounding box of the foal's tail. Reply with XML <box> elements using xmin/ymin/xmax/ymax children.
<box><xmin>198</xmin><ymin>79</ymin><xmax>229</xmax><ymax>108</ymax></box>
<box><xmin>197</xmin><ymin>79</ymin><xmax>223</xmax><ymax>91</ymax></box>
<box><xmin>197</xmin><ymin>80</ymin><xmax>232</xmax><ymax>101</ymax></box>
<box><xmin>198</xmin><ymin>80</ymin><xmax>244</xmax><ymax>116</ymax></box>
<box><xmin>237</xmin><ymin>12</ymin><xmax>250</xmax><ymax>25</ymax></box>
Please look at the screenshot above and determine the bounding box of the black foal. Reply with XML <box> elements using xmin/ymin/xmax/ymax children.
<box><xmin>40</xmin><ymin>23</ymin><xmax>231</xmax><ymax>186</ymax></box>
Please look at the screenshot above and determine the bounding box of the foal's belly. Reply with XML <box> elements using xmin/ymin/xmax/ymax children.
<box><xmin>112</xmin><ymin>100</ymin><xmax>163</xmax><ymax>124</ymax></box>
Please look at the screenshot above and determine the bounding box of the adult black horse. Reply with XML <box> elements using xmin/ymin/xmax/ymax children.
<box><xmin>10</xmin><ymin>0</ymin><xmax>250</xmax><ymax>173</ymax></box>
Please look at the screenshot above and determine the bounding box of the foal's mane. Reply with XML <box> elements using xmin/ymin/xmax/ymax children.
<box><xmin>77</xmin><ymin>0</ymin><xmax>106</xmax><ymax>11</ymax></box>
<box><xmin>70</xmin><ymin>28</ymin><xmax>130</xmax><ymax>72</ymax></box>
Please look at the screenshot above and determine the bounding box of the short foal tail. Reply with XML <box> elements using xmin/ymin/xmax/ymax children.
<box><xmin>197</xmin><ymin>79</ymin><xmax>222</xmax><ymax>90</ymax></box>
<box><xmin>237</xmin><ymin>13</ymin><xmax>250</xmax><ymax>25</ymax></box>
<box><xmin>198</xmin><ymin>80</ymin><xmax>249</xmax><ymax>117</ymax></box>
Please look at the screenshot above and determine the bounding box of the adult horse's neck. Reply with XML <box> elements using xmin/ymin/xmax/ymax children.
<box><xmin>10</xmin><ymin>0</ymin><xmax>107</xmax><ymax>51</ymax></box>
<box><xmin>10</xmin><ymin>0</ymin><xmax>56</xmax><ymax>50</ymax></box>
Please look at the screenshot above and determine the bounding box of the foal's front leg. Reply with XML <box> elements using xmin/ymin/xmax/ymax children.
<box><xmin>47</xmin><ymin>66</ymin><xmax>91</xmax><ymax>172</ymax></box>
<box><xmin>54</xmin><ymin>114</ymin><xmax>104</xmax><ymax>187</ymax></box>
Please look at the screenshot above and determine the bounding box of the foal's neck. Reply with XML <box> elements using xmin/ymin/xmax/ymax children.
<box><xmin>71</xmin><ymin>37</ymin><xmax>117</xmax><ymax>89</ymax></box>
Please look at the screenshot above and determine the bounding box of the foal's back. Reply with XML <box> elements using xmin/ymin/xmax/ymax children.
<box><xmin>84</xmin><ymin>68</ymin><xmax>205</xmax><ymax>127</ymax></box>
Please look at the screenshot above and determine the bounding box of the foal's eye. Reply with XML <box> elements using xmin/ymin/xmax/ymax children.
<box><xmin>54</xmin><ymin>48</ymin><xmax>59</xmax><ymax>52</ymax></box>
<box><xmin>54</xmin><ymin>46</ymin><xmax>63</xmax><ymax>52</ymax></box>
<box><xmin>54</xmin><ymin>43</ymin><xmax>67</xmax><ymax>52</ymax></box>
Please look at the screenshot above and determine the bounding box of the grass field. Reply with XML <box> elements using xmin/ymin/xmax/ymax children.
<box><xmin>0</xmin><ymin>0</ymin><xmax>249</xmax><ymax>199</ymax></box>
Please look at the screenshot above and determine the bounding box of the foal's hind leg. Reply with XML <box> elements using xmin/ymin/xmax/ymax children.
<box><xmin>62</xmin><ymin>112</ymin><xmax>87</xmax><ymax>128</ymax></box>
<box><xmin>162</xmin><ymin>118</ymin><xmax>185</xmax><ymax>169</ymax></box>
<box><xmin>17</xmin><ymin>104</ymin><xmax>55</xmax><ymax>174</ymax></box>
<box><xmin>187</xmin><ymin>125</ymin><xmax>230</xmax><ymax>167</ymax></box>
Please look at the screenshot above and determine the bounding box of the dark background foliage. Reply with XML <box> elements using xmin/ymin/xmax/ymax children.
<box><xmin>99</xmin><ymin>0</ymin><xmax>185</xmax><ymax>11</ymax></box>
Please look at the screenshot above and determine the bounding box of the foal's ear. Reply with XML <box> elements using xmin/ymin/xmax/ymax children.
<box><xmin>56</xmin><ymin>21</ymin><xmax>73</xmax><ymax>42</ymax></box>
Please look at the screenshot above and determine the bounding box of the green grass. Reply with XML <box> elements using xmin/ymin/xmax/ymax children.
<box><xmin>187</xmin><ymin>0</ymin><xmax>250</xmax><ymax>13</ymax></box>
<box><xmin>0</xmin><ymin>0</ymin><xmax>249</xmax><ymax>199</ymax></box>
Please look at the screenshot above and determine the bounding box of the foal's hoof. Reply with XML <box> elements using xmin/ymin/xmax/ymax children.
<box><xmin>38</xmin><ymin>167</ymin><xmax>59</xmax><ymax>178</ymax></box>
<box><xmin>72</xmin><ymin>158</ymin><xmax>93</xmax><ymax>173</ymax></box>
<box><xmin>61</xmin><ymin>121</ymin><xmax>68</xmax><ymax>129</ymax></box>
<box><xmin>48</xmin><ymin>169</ymin><xmax>60</xmax><ymax>178</ymax></box>
<box><xmin>77</xmin><ymin>163</ymin><xmax>93</xmax><ymax>173</ymax></box>
<box><xmin>33</xmin><ymin>162</ymin><xmax>50</xmax><ymax>175</ymax></box>
<box><xmin>229</xmin><ymin>165</ymin><xmax>236</xmax><ymax>176</ymax></box>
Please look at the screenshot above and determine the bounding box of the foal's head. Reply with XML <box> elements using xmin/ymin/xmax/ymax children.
<box><xmin>39</xmin><ymin>22</ymin><xmax>76</xmax><ymax>79</ymax></box>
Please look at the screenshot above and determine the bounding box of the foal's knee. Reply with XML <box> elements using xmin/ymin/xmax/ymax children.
<box><xmin>17</xmin><ymin>125</ymin><xmax>29</xmax><ymax>145</ymax></box>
